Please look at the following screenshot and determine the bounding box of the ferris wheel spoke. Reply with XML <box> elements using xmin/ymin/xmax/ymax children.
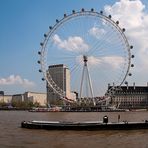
<box><xmin>51</xmin><ymin>28</ymin><xmax>79</xmax><ymax>57</ymax></box>
<box><xmin>89</xmin><ymin>59</ymin><xmax>124</xmax><ymax>83</ymax></box>
<box><xmin>79</xmin><ymin>17</ymin><xmax>86</xmax><ymax>46</ymax></box>
<box><xmin>70</xmin><ymin>62</ymin><xmax>82</xmax><ymax>74</ymax></box>
<box><xmin>92</xmin><ymin>57</ymin><xmax>127</xmax><ymax>78</ymax></box>
<box><xmin>87</xmin><ymin>21</ymin><xmax>115</xmax><ymax>55</ymax></box>
<box><xmin>48</xmin><ymin>56</ymin><xmax>76</xmax><ymax>62</ymax></box>
<box><xmin>45</xmin><ymin>44</ymin><xmax>78</xmax><ymax>61</ymax></box>
<box><xmin>89</xmin><ymin>42</ymin><xmax>125</xmax><ymax>60</ymax></box>
<box><xmin>88</xmin><ymin>70</ymin><xmax>108</xmax><ymax>96</ymax></box>
<box><xmin>85</xmin><ymin>17</ymin><xmax>107</xmax><ymax>54</ymax></box>
<box><xmin>95</xmin><ymin>35</ymin><xmax>126</xmax><ymax>55</ymax></box>
<box><xmin>58</xmin><ymin>16</ymin><xmax>88</xmax><ymax>56</ymax></box>
<box><xmin>90</xmin><ymin>29</ymin><xmax>123</xmax><ymax>56</ymax></box>
<box><xmin>47</xmin><ymin>56</ymin><xmax>76</xmax><ymax>67</ymax></box>
<box><xmin>48</xmin><ymin>55</ymin><xmax>76</xmax><ymax>60</ymax></box>
<box><xmin>88</xmin><ymin>28</ymin><xmax>121</xmax><ymax>56</ymax></box>
<box><xmin>71</xmin><ymin>66</ymin><xmax>82</xmax><ymax>93</ymax></box>
<box><xmin>82</xmin><ymin>15</ymin><xmax>95</xmax><ymax>47</ymax></box>
<box><xmin>92</xmin><ymin>49</ymin><xmax>125</xmax><ymax>58</ymax></box>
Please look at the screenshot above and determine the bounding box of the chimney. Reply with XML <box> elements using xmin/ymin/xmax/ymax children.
<box><xmin>133</xmin><ymin>82</ymin><xmax>135</xmax><ymax>90</ymax></box>
<box><xmin>108</xmin><ymin>83</ymin><xmax>110</xmax><ymax>89</ymax></box>
<box><xmin>126</xmin><ymin>82</ymin><xmax>128</xmax><ymax>90</ymax></box>
<box><xmin>113</xmin><ymin>82</ymin><xmax>115</xmax><ymax>87</ymax></box>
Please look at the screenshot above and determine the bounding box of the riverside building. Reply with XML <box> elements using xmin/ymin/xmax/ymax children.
<box><xmin>7</xmin><ymin>92</ymin><xmax>46</xmax><ymax>106</ymax></box>
<box><xmin>47</xmin><ymin>64</ymin><xmax>72</xmax><ymax>105</ymax></box>
<box><xmin>24</xmin><ymin>92</ymin><xmax>46</xmax><ymax>106</ymax></box>
<box><xmin>11</xmin><ymin>92</ymin><xmax>47</xmax><ymax>106</ymax></box>
<box><xmin>0</xmin><ymin>91</ymin><xmax>12</xmax><ymax>103</ymax></box>
<box><xmin>110</xmin><ymin>83</ymin><xmax>148</xmax><ymax>109</ymax></box>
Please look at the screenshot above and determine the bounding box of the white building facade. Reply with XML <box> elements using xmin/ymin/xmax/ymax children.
<box><xmin>47</xmin><ymin>64</ymin><xmax>72</xmax><ymax>105</ymax></box>
<box><xmin>111</xmin><ymin>85</ymin><xmax>148</xmax><ymax>109</ymax></box>
<box><xmin>0</xmin><ymin>95</ymin><xmax>12</xmax><ymax>103</ymax></box>
<box><xmin>24</xmin><ymin>92</ymin><xmax>47</xmax><ymax>106</ymax></box>
<box><xmin>0</xmin><ymin>91</ymin><xmax>46</xmax><ymax>106</ymax></box>
<box><xmin>11</xmin><ymin>92</ymin><xmax>46</xmax><ymax>106</ymax></box>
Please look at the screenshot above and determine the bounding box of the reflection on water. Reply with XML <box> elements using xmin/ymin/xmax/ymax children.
<box><xmin>1</xmin><ymin>111</ymin><xmax>148</xmax><ymax>148</ymax></box>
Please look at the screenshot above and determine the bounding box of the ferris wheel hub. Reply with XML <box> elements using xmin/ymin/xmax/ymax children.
<box><xmin>83</xmin><ymin>55</ymin><xmax>88</xmax><ymax>63</ymax></box>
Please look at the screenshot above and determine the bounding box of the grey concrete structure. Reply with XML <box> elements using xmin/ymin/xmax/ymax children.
<box><xmin>47</xmin><ymin>64</ymin><xmax>71</xmax><ymax>105</ymax></box>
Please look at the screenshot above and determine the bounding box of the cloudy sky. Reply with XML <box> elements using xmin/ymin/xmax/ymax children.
<box><xmin>0</xmin><ymin>0</ymin><xmax>148</xmax><ymax>95</ymax></box>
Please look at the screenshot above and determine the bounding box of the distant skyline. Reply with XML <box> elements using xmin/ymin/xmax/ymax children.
<box><xmin>0</xmin><ymin>0</ymin><xmax>148</xmax><ymax>95</ymax></box>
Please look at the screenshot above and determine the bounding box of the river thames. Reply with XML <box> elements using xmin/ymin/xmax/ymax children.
<box><xmin>1</xmin><ymin>111</ymin><xmax>148</xmax><ymax>148</ymax></box>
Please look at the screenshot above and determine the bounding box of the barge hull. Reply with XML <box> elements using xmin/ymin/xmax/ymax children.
<box><xmin>21</xmin><ymin>121</ymin><xmax>148</xmax><ymax>130</ymax></box>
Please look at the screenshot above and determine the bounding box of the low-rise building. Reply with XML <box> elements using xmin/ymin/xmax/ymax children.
<box><xmin>3</xmin><ymin>95</ymin><xmax>12</xmax><ymax>103</ymax></box>
<box><xmin>111</xmin><ymin>84</ymin><xmax>148</xmax><ymax>109</ymax></box>
<box><xmin>0</xmin><ymin>95</ymin><xmax>12</xmax><ymax>103</ymax></box>
<box><xmin>24</xmin><ymin>92</ymin><xmax>47</xmax><ymax>106</ymax></box>
<box><xmin>0</xmin><ymin>91</ymin><xmax>47</xmax><ymax>107</ymax></box>
<box><xmin>12</xmin><ymin>94</ymin><xmax>24</xmax><ymax>102</ymax></box>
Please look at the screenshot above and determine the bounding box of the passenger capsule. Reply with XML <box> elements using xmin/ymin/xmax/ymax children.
<box><xmin>108</xmin><ymin>15</ymin><xmax>112</xmax><ymax>19</ymax></box>
<box><xmin>40</xmin><ymin>42</ymin><xmax>43</xmax><ymax>46</ymax></box>
<box><xmin>64</xmin><ymin>13</ymin><xmax>66</xmax><ymax>17</ymax></box>
<box><xmin>39</xmin><ymin>69</ymin><xmax>42</xmax><ymax>72</ymax></box>
<box><xmin>42</xmin><ymin>78</ymin><xmax>45</xmax><ymax>81</ymax></box>
<box><xmin>38</xmin><ymin>51</ymin><xmax>41</xmax><ymax>55</ymax></box>
<box><xmin>130</xmin><ymin>45</ymin><xmax>133</xmax><ymax>49</ymax></box>
<box><xmin>116</xmin><ymin>21</ymin><xmax>119</xmax><ymax>25</ymax></box>
<box><xmin>72</xmin><ymin>10</ymin><xmax>75</xmax><ymax>14</ymax></box>
<box><xmin>129</xmin><ymin>73</ymin><xmax>132</xmax><ymax>76</ymax></box>
<box><xmin>56</xmin><ymin>19</ymin><xmax>59</xmax><ymax>23</ymax></box>
<box><xmin>125</xmin><ymin>81</ymin><xmax>128</xmax><ymax>85</ymax></box>
<box><xmin>131</xmin><ymin>55</ymin><xmax>135</xmax><ymax>58</ymax></box>
<box><xmin>122</xmin><ymin>28</ymin><xmax>125</xmax><ymax>32</ymax></box>
<box><xmin>49</xmin><ymin>26</ymin><xmax>52</xmax><ymax>30</ymax></box>
<box><xmin>81</xmin><ymin>8</ymin><xmax>85</xmax><ymax>12</ymax></box>
<box><xmin>131</xmin><ymin>64</ymin><xmax>134</xmax><ymax>67</ymax></box>
<box><xmin>100</xmin><ymin>11</ymin><xmax>103</xmax><ymax>14</ymax></box>
<box><xmin>44</xmin><ymin>34</ymin><xmax>47</xmax><ymax>37</ymax></box>
<box><xmin>37</xmin><ymin>61</ymin><xmax>41</xmax><ymax>64</ymax></box>
<box><xmin>91</xmin><ymin>8</ymin><xmax>94</xmax><ymax>12</ymax></box>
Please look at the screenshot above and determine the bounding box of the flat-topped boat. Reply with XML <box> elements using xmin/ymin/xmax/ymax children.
<box><xmin>21</xmin><ymin>116</ymin><xmax>148</xmax><ymax>130</ymax></box>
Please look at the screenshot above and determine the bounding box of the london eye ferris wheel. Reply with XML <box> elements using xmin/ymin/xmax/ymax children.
<box><xmin>38</xmin><ymin>9</ymin><xmax>134</xmax><ymax>106</ymax></box>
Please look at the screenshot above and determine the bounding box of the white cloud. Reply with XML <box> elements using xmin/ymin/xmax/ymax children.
<box><xmin>104</xmin><ymin>0</ymin><xmax>145</xmax><ymax>29</ymax></box>
<box><xmin>102</xmin><ymin>56</ymin><xmax>124</xmax><ymax>69</ymax></box>
<box><xmin>0</xmin><ymin>75</ymin><xmax>35</xmax><ymax>87</ymax></box>
<box><xmin>104</xmin><ymin>0</ymin><xmax>148</xmax><ymax>84</ymax></box>
<box><xmin>76</xmin><ymin>55</ymin><xmax>124</xmax><ymax>69</ymax></box>
<box><xmin>53</xmin><ymin>34</ymin><xmax>89</xmax><ymax>53</ymax></box>
<box><xmin>88</xmin><ymin>56</ymin><xmax>102</xmax><ymax>65</ymax></box>
<box><xmin>89</xmin><ymin>27</ymin><xmax>106</xmax><ymax>39</ymax></box>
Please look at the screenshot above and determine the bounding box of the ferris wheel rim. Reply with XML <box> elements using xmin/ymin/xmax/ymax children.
<box><xmin>38</xmin><ymin>9</ymin><xmax>133</xmax><ymax>102</ymax></box>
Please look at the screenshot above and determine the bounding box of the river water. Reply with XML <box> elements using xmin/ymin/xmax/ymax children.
<box><xmin>1</xmin><ymin>111</ymin><xmax>148</xmax><ymax>148</ymax></box>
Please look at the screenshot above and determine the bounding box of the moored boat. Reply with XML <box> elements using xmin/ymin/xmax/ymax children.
<box><xmin>21</xmin><ymin>116</ymin><xmax>148</xmax><ymax>130</ymax></box>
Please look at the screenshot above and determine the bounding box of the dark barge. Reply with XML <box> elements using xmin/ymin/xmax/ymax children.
<box><xmin>21</xmin><ymin>119</ymin><xmax>148</xmax><ymax>130</ymax></box>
